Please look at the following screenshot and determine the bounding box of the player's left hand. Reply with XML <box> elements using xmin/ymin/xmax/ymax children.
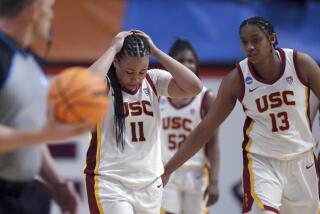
<box><xmin>52</xmin><ymin>181</ymin><xmax>80</xmax><ymax>214</ymax></box>
<box><xmin>204</xmin><ymin>181</ymin><xmax>219</xmax><ymax>207</ymax></box>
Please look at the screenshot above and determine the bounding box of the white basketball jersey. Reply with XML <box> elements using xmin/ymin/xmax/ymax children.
<box><xmin>160</xmin><ymin>87</ymin><xmax>209</xmax><ymax>169</ymax></box>
<box><xmin>84</xmin><ymin>69</ymin><xmax>172</xmax><ymax>190</ymax></box>
<box><xmin>238</xmin><ymin>48</ymin><xmax>315</xmax><ymax>159</ymax></box>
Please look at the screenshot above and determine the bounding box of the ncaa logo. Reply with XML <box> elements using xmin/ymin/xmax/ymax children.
<box><xmin>286</xmin><ymin>76</ymin><xmax>293</xmax><ymax>85</ymax></box>
<box><xmin>245</xmin><ymin>76</ymin><xmax>253</xmax><ymax>85</ymax></box>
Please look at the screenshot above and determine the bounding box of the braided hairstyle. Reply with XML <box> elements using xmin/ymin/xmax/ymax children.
<box><xmin>0</xmin><ymin>0</ymin><xmax>39</xmax><ymax>18</ymax></box>
<box><xmin>107</xmin><ymin>34</ymin><xmax>150</xmax><ymax>150</ymax></box>
<box><xmin>239</xmin><ymin>16</ymin><xmax>279</xmax><ymax>49</ymax></box>
<box><xmin>169</xmin><ymin>38</ymin><xmax>200</xmax><ymax>77</ymax></box>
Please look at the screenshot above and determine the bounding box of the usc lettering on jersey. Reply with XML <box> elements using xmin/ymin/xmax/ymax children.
<box><xmin>238</xmin><ymin>48</ymin><xmax>315</xmax><ymax>159</ymax></box>
<box><xmin>160</xmin><ymin>87</ymin><xmax>210</xmax><ymax>169</ymax></box>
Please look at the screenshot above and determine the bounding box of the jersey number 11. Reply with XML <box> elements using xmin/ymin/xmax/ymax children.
<box><xmin>130</xmin><ymin>121</ymin><xmax>146</xmax><ymax>142</ymax></box>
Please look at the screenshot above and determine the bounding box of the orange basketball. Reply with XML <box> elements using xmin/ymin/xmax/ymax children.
<box><xmin>48</xmin><ymin>67</ymin><xmax>109</xmax><ymax>124</ymax></box>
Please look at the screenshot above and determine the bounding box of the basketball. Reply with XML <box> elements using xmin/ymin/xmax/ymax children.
<box><xmin>48</xmin><ymin>67</ymin><xmax>109</xmax><ymax>124</ymax></box>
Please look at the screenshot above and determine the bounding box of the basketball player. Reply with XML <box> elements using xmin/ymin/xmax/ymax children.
<box><xmin>160</xmin><ymin>39</ymin><xmax>219</xmax><ymax>214</ymax></box>
<box><xmin>162</xmin><ymin>16</ymin><xmax>320</xmax><ymax>214</ymax></box>
<box><xmin>0</xmin><ymin>0</ymin><xmax>92</xmax><ymax>213</ymax></box>
<box><xmin>84</xmin><ymin>31</ymin><xmax>202</xmax><ymax>214</ymax></box>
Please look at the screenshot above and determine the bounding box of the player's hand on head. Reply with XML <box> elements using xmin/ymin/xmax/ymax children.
<box><xmin>110</xmin><ymin>31</ymin><xmax>133</xmax><ymax>53</ymax></box>
<box><xmin>51</xmin><ymin>181</ymin><xmax>80</xmax><ymax>214</ymax></box>
<box><xmin>130</xmin><ymin>29</ymin><xmax>157</xmax><ymax>55</ymax></box>
<box><xmin>204</xmin><ymin>182</ymin><xmax>219</xmax><ymax>207</ymax></box>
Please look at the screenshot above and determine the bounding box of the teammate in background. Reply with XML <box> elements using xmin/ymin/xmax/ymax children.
<box><xmin>0</xmin><ymin>0</ymin><xmax>93</xmax><ymax>213</ymax></box>
<box><xmin>84</xmin><ymin>31</ymin><xmax>202</xmax><ymax>214</ymax></box>
<box><xmin>162</xmin><ymin>16</ymin><xmax>320</xmax><ymax>214</ymax></box>
<box><xmin>160</xmin><ymin>39</ymin><xmax>219</xmax><ymax>214</ymax></box>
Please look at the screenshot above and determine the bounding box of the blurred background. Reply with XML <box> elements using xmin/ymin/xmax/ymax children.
<box><xmin>34</xmin><ymin>0</ymin><xmax>320</xmax><ymax>213</ymax></box>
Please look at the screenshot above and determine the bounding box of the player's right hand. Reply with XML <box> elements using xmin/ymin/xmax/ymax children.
<box><xmin>110</xmin><ymin>31</ymin><xmax>133</xmax><ymax>53</ymax></box>
<box><xmin>161</xmin><ymin>173</ymin><xmax>170</xmax><ymax>187</ymax></box>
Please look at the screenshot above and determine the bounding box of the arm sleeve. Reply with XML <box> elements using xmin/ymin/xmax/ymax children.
<box><xmin>147</xmin><ymin>69</ymin><xmax>173</xmax><ymax>97</ymax></box>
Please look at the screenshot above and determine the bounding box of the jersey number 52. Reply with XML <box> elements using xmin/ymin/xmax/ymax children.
<box><xmin>168</xmin><ymin>134</ymin><xmax>187</xmax><ymax>150</ymax></box>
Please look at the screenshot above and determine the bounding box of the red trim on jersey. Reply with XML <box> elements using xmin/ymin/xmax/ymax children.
<box><xmin>200</xmin><ymin>89</ymin><xmax>210</xmax><ymax>119</ymax></box>
<box><xmin>248</xmin><ymin>48</ymin><xmax>286</xmax><ymax>85</ymax></box>
<box><xmin>242</xmin><ymin>151</ymin><xmax>254</xmax><ymax>213</ymax></box>
<box><xmin>264</xmin><ymin>205</ymin><xmax>279</xmax><ymax>214</ymax></box>
<box><xmin>121</xmin><ymin>83</ymin><xmax>142</xmax><ymax>95</ymax></box>
<box><xmin>307</xmin><ymin>87</ymin><xmax>312</xmax><ymax>130</ymax></box>
<box><xmin>168</xmin><ymin>97</ymin><xmax>195</xmax><ymax>109</ymax></box>
<box><xmin>293</xmin><ymin>50</ymin><xmax>308</xmax><ymax>86</ymax></box>
<box><xmin>84</xmin><ymin>131</ymin><xmax>102</xmax><ymax>213</ymax></box>
<box><xmin>85</xmin><ymin>175</ymin><xmax>101</xmax><ymax>214</ymax></box>
<box><xmin>84</xmin><ymin>130</ymin><xmax>98</xmax><ymax>175</ymax></box>
<box><xmin>146</xmin><ymin>74</ymin><xmax>158</xmax><ymax>97</ymax></box>
<box><xmin>242</xmin><ymin>116</ymin><xmax>252</xmax><ymax>151</ymax></box>
<box><xmin>242</xmin><ymin>151</ymin><xmax>279</xmax><ymax>214</ymax></box>
<box><xmin>236</xmin><ymin>64</ymin><xmax>245</xmax><ymax>102</ymax></box>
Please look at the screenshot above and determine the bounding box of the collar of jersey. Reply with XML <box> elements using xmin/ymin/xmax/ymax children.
<box><xmin>0</xmin><ymin>31</ymin><xmax>29</xmax><ymax>56</ymax></box>
<box><xmin>121</xmin><ymin>83</ymin><xmax>142</xmax><ymax>95</ymax></box>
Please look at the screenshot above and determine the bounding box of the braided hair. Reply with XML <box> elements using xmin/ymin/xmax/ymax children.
<box><xmin>107</xmin><ymin>34</ymin><xmax>150</xmax><ymax>150</ymax></box>
<box><xmin>239</xmin><ymin>16</ymin><xmax>279</xmax><ymax>49</ymax></box>
<box><xmin>169</xmin><ymin>39</ymin><xmax>200</xmax><ymax>77</ymax></box>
